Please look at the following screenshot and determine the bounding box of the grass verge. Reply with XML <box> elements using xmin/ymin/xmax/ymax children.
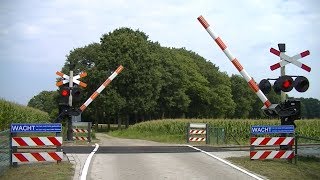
<box><xmin>0</xmin><ymin>162</ymin><xmax>74</xmax><ymax>180</ymax></box>
<box><xmin>108</xmin><ymin>119</ymin><xmax>320</xmax><ymax>145</ymax></box>
<box><xmin>227</xmin><ymin>156</ymin><xmax>320</xmax><ymax>180</ymax></box>
<box><xmin>110</xmin><ymin>130</ymin><xmax>185</xmax><ymax>144</ymax></box>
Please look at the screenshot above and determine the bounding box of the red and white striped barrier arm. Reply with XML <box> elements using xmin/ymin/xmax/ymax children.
<box><xmin>73</xmin><ymin>128</ymin><xmax>88</xmax><ymax>133</ymax></box>
<box><xmin>197</xmin><ymin>15</ymin><xmax>271</xmax><ymax>108</ymax></box>
<box><xmin>250</xmin><ymin>150</ymin><xmax>294</xmax><ymax>160</ymax></box>
<box><xmin>251</xmin><ymin>137</ymin><xmax>294</xmax><ymax>146</ymax></box>
<box><xmin>12</xmin><ymin>137</ymin><xmax>62</xmax><ymax>146</ymax></box>
<box><xmin>189</xmin><ymin>129</ymin><xmax>206</xmax><ymax>135</ymax></box>
<box><xmin>189</xmin><ymin>137</ymin><xmax>206</xmax><ymax>142</ymax></box>
<box><xmin>80</xmin><ymin>65</ymin><xmax>124</xmax><ymax>111</ymax></box>
<box><xmin>12</xmin><ymin>152</ymin><xmax>63</xmax><ymax>163</ymax></box>
<box><xmin>73</xmin><ymin>136</ymin><xmax>88</xmax><ymax>141</ymax></box>
<box><xmin>270</xmin><ymin>48</ymin><xmax>311</xmax><ymax>72</ymax></box>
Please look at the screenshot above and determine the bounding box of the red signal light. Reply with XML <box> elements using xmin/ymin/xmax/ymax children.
<box><xmin>282</xmin><ymin>80</ymin><xmax>292</xmax><ymax>89</ymax></box>
<box><xmin>274</xmin><ymin>75</ymin><xmax>293</xmax><ymax>93</ymax></box>
<box><xmin>61</xmin><ymin>89</ymin><xmax>69</xmax><ymax>97</ymax></box>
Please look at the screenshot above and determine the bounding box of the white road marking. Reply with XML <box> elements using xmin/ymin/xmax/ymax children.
<box><xmin>186</xmin><ymin>145</ymin><xmax>264</xmax><ymax>180</ymax></box>
<box><xmin>80</xmin><ymin>143</ymin><xmax>99</xmax><ymax>180</ymax></box>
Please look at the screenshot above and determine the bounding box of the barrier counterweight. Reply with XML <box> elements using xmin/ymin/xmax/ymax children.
<box><xmin>197</xmin><ymin>15</ymin><xmax>271</xmax><ymax>109</ymax></box>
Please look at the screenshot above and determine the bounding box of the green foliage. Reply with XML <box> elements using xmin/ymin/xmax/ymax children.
<box><xmin>110</xmin><ymin>119</ymin><xmax>320</xmax><ymax>144</ymax></box>
<box><xmin>299</xmin><ymin>97</ymin><xmax>320</xmax><ymax>118</ymax></box>
<box><xmin>0</xmin><ymin>162</ymin><xmax>73</xmax><ymax>180</ymax></box>
<box><xmin>27</xmin><ymin>91</ymin><xmax>59</xmax><ymax>119</ymax></box>
<box><xmin>0</xmin><ymin>99</ymin><xmax>50</xmax><ymax>130</ymax></box>
<box><xmin>28</xmin><ymin>27</ymin><xmax>319</xmax><ymax>124</ymax></box>
<box><xmin>228</xmin><ymin>156</ymin><xmax>320</xmax><ymax>180</ymax></box>
<box><xmin>59</xmin><ymin>27</ymin><xmax>236</xmax><ymax>123</ymax></box>
<box><xmin>230</xmin><ymin>75</ymin><xmax>256</xmax><ymax>118</ymax></box>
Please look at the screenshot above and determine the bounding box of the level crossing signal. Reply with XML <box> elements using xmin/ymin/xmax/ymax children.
<box><xmin>259</xmin><ymin>75</ymin><xmax>309</xmax><ymax>95</ymax></box>
<box><xmin>71</xmin><ymin>85</ymin><xmax>81</xmax><ymax>102</ymax></box>
<box><xmin>59</xmin><ymin>84</ymin><xmax>70</xmax><ymax>105</ymax></box>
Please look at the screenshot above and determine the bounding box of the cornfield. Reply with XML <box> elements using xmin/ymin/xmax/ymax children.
<box><xmin>111</xmin><ymin>119</ymin><xmax>320</xmax><ymax>145</ymax></box>
<box><xmin>0</xmin><ymin>99</ymin><xmax>50</xmax><ymax>130</ymax></box>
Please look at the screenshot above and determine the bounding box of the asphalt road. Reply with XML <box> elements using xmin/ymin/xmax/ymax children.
<box><xmin>62</xmin><ymin>145</ymin><xmax>247</xmax><ymax>154</ymax></box>
<box><xmin>65</xmin><ymin>134</ymin><xmax>262</xmax><ymax>180</ymax></box>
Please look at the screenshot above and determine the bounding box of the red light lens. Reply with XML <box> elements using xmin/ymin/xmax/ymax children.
<box><xmin>61</xmin><ymin>90</ymin><xmax>69</xmax><ymax>96</ymax></box>
<box><xmin>282</xmin><ymin>80</ymin><xmax>292</xmax><ymax>89</ymax></box>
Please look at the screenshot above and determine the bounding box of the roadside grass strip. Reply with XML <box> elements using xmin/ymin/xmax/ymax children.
<box><xmin>187</xmin><ymin>145</ymin><xmax>264</xmax><ymax>180</ymax></box>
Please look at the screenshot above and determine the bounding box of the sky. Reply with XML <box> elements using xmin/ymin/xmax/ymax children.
<box><xmin>0</xmin><ymin>0</ymin><xmax>319</xmax><ymax>106</ymax></box>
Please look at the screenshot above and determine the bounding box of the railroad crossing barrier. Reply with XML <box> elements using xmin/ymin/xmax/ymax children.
<box><xmin>197</xmin><ymin>15</ymin><xmax>272</xmax><ymax>109</ymax></box>
<box><xmin>250</xmin><ymin>125</ymin><xmax>295</xmax><ymax>160</ymax></box>
<box><xmin>10</xmin><ymin>123</ymin><xmax>63</xmax><ymax>166</ymax></box>
<box><xmin>72</xmin><ymin>122</ymin><xmax>92</xmax><ymax>142</ymax></box>
<box><xmin>187</xmin><ymin>123</ymin><xmax>209</xmax><ymax>144</ymax></box>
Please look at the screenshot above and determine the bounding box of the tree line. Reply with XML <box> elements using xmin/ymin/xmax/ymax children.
<box><xmin>28</xmin><ymin>28</ymin><xmax>320</xmax><ymax>124</ymax></box>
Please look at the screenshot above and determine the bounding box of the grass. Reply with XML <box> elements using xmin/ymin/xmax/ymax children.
<box><xmin>227</xmin><ymin>156</ymin><xmax>320</xmax><ymax>180</ymax></box>
<box><xmin>94</xmin><ymin>124</ymin><xmax>127</xmax><ymax>132</ymax></box>
<box><xmin>111</xmin><ymin>130</ymin><xmax>185</xmax><ymax>144</ymax></box>
<box><xmin>0</xmin><ymin>162</ymin><xmax>74</xmax><ymax>180</ymax></box>
<box><xmin>109</xmin><ymin>119</ymin><xmax>320</xmax><ymax>145</ymax></box>
<box><xmin>108</xmin><ymin>119</ymin><xmax>320</xmax><ymax>179</ymax></box>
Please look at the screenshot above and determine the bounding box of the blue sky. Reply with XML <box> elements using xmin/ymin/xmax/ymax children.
<box><xmin>0</xmin><ymin>0</ymin><xmax>319</xmax><ymax>105</ymax></box>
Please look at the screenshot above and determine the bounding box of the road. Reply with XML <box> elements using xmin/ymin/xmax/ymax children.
<box><xmin>65</xmin><ymin>133</ymin><xmax>264</xmax><ymax>180</ymax></box>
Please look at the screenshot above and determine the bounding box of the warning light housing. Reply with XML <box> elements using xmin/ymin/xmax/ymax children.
<box><xmin>258</xmin><ymin>76</ymin><xmax>309</xmax><ymax>95</ymax></box>
<box><xmin>61</xmin><ymin>89</ymin><xmax>69</xmax><ymax>97</ymax></box>
<box><xmin>274</xmin><ymin>75</ymin><xmax>293</xmax><ymax>93</ymax></box>
<box><xmin>59</xmin><ymin>85</ymin><xmax>70</xmax><ymax>105</ymax></box>
<box><xmin>71</xmin><ymin>86</ymin><xmax>81</xmax><ymax>102</ymax></box>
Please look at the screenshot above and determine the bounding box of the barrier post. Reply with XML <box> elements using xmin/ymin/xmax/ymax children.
<box><xmin>9</xmin><ymin>132</ymin><xmax>17</xmax><ymax>167</ymax></box>
<box><xmin>250</xmin><ymin>125</ymin><xmax>295</xmax><ymax>160</ymax></box>
<box><xmin>88</xmin><ymin>122</ymin><xmax>92</xmax><ymax>143</ymax></box>
<box><xmin>249</xmin><ymin>132</ymin><xmax>255</xmax><ymax>160</ymax></box>
<box><xmin>186</xmin><ymin>123</ymin><xmax>190</xmax><ymax>143</ymax></box>
<box><xmin>206</xmin><ymin>124</ymin><xmax>209</xmax><ymax>144</ymax></box>
<box><xmin>10</xmin><ymin>123</ymin><xmax>63</xmax><ymax>165</ymax></box>
<box><xmin>294</xmin><ymin>134</ymin><xmax>298</xmax><ymax>164</ymax></box>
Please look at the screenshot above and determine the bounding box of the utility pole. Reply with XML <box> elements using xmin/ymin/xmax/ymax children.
<box><xmin>278</xmin><ymin>43</ymin><xmax>286</xmax><ymax>102</ymax></box>
<box><xmin>67</xmin><ymin>64</ymin><xmax>74</xmax><ymax>141</ymax></box>
<box><xmin>56</xmin><ymin>64</ymin><xmax>87</xmax><ymax>141</ymax></box>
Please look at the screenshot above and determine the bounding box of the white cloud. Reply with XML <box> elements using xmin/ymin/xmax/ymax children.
<box><xmin>24</xmin><ymin>24</ymin><xmax>42</xmax><ymax>35</ymax></box>
<box><xmin>0</xmin><ymin>0</ymin><xmax>319</xmax><ymax>104</ymax></box>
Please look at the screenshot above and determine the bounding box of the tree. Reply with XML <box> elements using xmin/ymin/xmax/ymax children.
<box><xmin>99</xmin><ymin>28</ymin><xmax>163</xmax><ymax>122</ymax></box>
<box><xmin>154</xmin><ymin>47</ymin><xmax>191</xmax><ymax>118</ymax></box>
<box><xmin>229</xmin><ymin>75</ymin><xmax>256</xmax><ymax>118</ymax></box>
<box><xmin>299</xmin><ymin>97</ymin><xmax>320</xmax><ymax>118</ymax></box>
<box><xmin>176</xmin><ymin>48</ymin><xmax>235</xmax><ymax>118</ymax></box>
<box><xmin>27</xmin><ymin>91</ymin><xmax>58</xmax><ymax>119</ymax></box>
